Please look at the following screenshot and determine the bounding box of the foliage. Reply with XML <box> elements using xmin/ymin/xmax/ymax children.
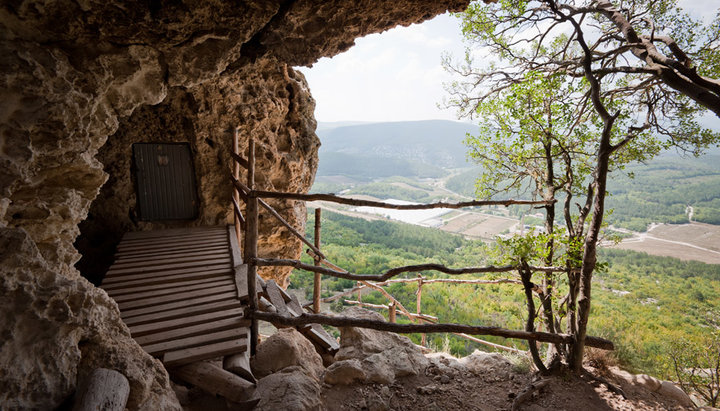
<box><xmin>667</xmin><ymin>330</ymin><xmax>720</xmax><ymax>406</ymax></box>
<box><xmin>289</xmin><ymin>211</ymin><xmax>720</xmax><ymax>378</ymax></box>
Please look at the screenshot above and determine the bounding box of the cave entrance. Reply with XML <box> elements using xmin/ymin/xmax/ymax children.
<box><xmin>133</xmin><ymin>143</ymin><xmax>199</xmax><ymax>221</ymax></box>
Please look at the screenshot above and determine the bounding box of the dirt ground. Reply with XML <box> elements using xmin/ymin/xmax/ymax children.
<box><xmin>320</xmin><ymin>366</ymin><xmax>694</xmax><ymax>411</ymax></box>
<box><xmin>612</xmin><ymin>222</ymin><xmax>720</xmax><ymax>264</ymax></box>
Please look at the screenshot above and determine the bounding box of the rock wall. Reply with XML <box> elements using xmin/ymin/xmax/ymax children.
<box><xmin>1</xmin><ymin>0</ymin><xmax>471</xmax><ymax>408</ymax></box>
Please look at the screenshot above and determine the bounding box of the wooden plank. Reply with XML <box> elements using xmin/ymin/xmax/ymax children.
<box><xmin>110</xmin><ymin>279</ymin><xmax>233</xmax><ymax>303</ymax></box>
<box><xmin>223</xmin><ymin>343</ymin><xmax>255</xmax><ymax>383</ymax></box>
<box><xmin>285</xmin><ymin>292</ymin><xmax>305</xmax><ymax>317</ymax></box>
<box><xmin>163</xmin><ymin>338</ymin><xmax>248</xmax><ymax>367</ymax></box>
<box><xmin>122</xmin><ymin>227</ymin><xmax>225</xmax><ymax>240</ymax></box>
<box><xmin>119</xmin><ymin>232</ymin><xmax>227</xmax><ymax>246</ymax></box>
<box><xmin>119</xmin><ymin>233</ymin><xmax>227</xmax><ymax>247</ymax></box>
<box><xmin>169</xmin><ymin>362</ymin><xmax>254</xmax><ymax>403</ymax></box>
<box><xmin>264</xmin><ymin>280</ymin><xmax>290</xmax><ymax>317</ymax></box>
<box><xmin>129</xmin><ymin>307</ymin><xmax>245</xmax><ymax>336</ymax></box>
<box><xmin>133</xmin><ymin>317</ymin><xmax>247</xmax><ymax>346</ymax></box>
<box><xmin>114</xmin><ymin>244</ymin><xmax>228</xmax><ymax>259</ymax></box>
<box><xmin>116</xmin><ymin>238</ymin><xmax>227</xmax><ymax>253</ymax></box>
<box><xmin>233</xmin><ymin>265</ymin><xmax>264</xmax><ymax>301</ymax></box>
<box><xmin>144</xmin><ymin>327</ymin><xmax>248</xmax><ymax>355</ymax></box>
<box><xmin>103</xmin><ymin>266</ymin><xmax>231</xmax><ymax>286</ymax></box>
<box><xmin>107</xmin><ymin>257</ymin><xmax>232</xmax><ymax>276</ymax></box>
<box><xmin>117</xmin><ymin>284</ymin><xmax>236</xmax><ymax>310</ymax></box>
<box><xmin>121</xmin><ymin>292</ymin><xmax>237</xmax><ymax>319</ymax></box>
<box><xmin>102</xmin><ymin>269</ymin><xmax>230</xmax><ymax>290</ymax></box>
<box><xmin>105</xmin><ymin>263</ymin><xmax>231</xmax><ymax>281</ymax></box>
<box><xmin>123</xmin><ymin>299</ymin><xmax>242</xmax><ymax>326</ymax></box>
<box><xmin>105</xmin><ymin>276</ymin><xmax>229</xmax><ymax>297</ymax></box>
<box><xmin>108</xmin><ymin>251</ymin><xmax>230</xmax><ymax>270</ymax></box>
<box><xmin>227</xmin><ymin>225</ymin><xmax>243</xmax><ymax>266</ymax></box>
<box><xmin>304</xmin><ymin>323</ymin><xmax>340</xmax><ymax>351</ymax></box>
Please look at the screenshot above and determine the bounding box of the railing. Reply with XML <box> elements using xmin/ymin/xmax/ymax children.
<box><xmin>230</xmin><ymin>132</ymin><xmax>614</xmax><ymax>356</ymax></box>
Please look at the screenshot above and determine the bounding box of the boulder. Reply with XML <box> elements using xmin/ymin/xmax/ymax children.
<box><xmin>336</xmin><ymin>307</ymin><xmax>418</xmax><ymax>360</ymax></box>
<box><xmin>250</xmin><ymin>328</ymin><xmax>325</xmax><ymax>379</ymax></box>
<box><xmin>361</xmin><ymin>354</ymin><xmax>396</xmax><ymax>385</ymax></box>
<box><xmin>657</xmin><ymin>381</ymin><xmax>695</xmax><ymax>408</ymax></box>
<box><xmin>323</xmin><ymin>359</ymin><xmax>366</xmax><ymax>385</ymax></box>
<box><xmin>459</xmin><ymin>350</ymin><xmax>515</xmax><ymax>380</ymax></box>
<box><xmin>252</xmin><ymin>367</ymin><xmax>322</xmax><ymax>411</ymax></box>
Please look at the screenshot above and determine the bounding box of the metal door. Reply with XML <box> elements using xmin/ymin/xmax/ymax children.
<box><xmin>132</xmin><ymin>143</ymin><xmax>199</xmax><ymax>220</ymax></box>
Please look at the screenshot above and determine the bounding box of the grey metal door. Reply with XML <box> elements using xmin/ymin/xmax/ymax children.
<box><xmin>132</xmin><ymin>143</ymin><xmax>199</xmax><ymax>220</ymax></box>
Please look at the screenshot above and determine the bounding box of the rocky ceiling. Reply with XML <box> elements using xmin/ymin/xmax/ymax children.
<box><xmin>1</xmin><ymin>0</ymin><xmax>479</xmax><ymax>408</ymax></box>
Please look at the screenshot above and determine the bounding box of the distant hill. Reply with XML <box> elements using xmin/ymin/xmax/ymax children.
<box><xmin>316</xmin><ymin>120</ymin><xmax>479</xmax><ymax>175</ymax></box>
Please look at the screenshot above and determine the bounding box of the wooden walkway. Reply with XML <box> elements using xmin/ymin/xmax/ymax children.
<box><xmin>101</xmin><ymin>226</ymin><xmax>251</xmax><ymax>367</ymax></box>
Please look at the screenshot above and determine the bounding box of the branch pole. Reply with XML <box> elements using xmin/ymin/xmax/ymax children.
<box><xmin>417</xmin><ymin>274</ymin><xmax>426</xmax><ymax>346</ymax></box>
<box><xmin>254</xmin><ymin>257</ymin><xmax>566</xmax><ymax>282</ymax></box>
<box><xmin>244</xmin><ymin>136</ymin><xmax>259</xmax><ymax>355</ymax></box>
<box><xmin>253</xmin><ymin>311</ymin><xmax>614</xmax><ymax>350</ymax></box>
<box><xmin>389</xmin><ymin>302</ymin><xmax>397</xmax><ymax>323</ymax></box>
<box><xmin>255</xmin><ymin>190</ymin><xmax>553</xmax><ymax>210</ymax></box>
<box><xmin>313</xmin><ymin>208</ymin><xmax>322</xmax><ymax>313</ymax></box>
<box><xmin>232</xmin><ymin>128</ymin><xmax>242</xmax><ymax>249</ymax></box>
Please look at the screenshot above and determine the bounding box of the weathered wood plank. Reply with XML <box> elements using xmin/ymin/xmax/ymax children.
<box><xmin>108</xmin><ymin>251</ymin><xmax>230</xmax><ymax>270</ymax></box>
<box><xmin>120</xmin><ymin>292</ymin><xmax>237</xmax><ymax>319</ymax></box>
<box><xmin>303</xmin><ymin>323</ymin><xmax>340</xmax><ymax>352</ymax></box>
<box><xmin>123</xmin><ymin>299</ymin><xmax>242</xmax><ymax>326</ymax></box>
<box><xmin>117</xmin><ymin>284</ymin><xmax>236</xmax><ymax>310</ymax></box>
<box><xmin>285</xmin><ymin>292</ymin><xmax>305</xmax><ymax>317</ymax></box>
<box><xmin>227</xmin><ymin>225</ymin><xmax>242</xmax><ymax>266</ymax></box>
<box><xmin>102</xmin><ymin>269</ymin><xmax>230</xmax><ymax>290</ymax></box>
<box><xmin>116</xmin><ymin>238</ymin><xmax>228</xmax><ymax>254</ymax></box>
<box><xmin>110</xmin><ymin>279</ymin><xmax>233</xmax><ymax>303</ymax></box>
<box><xmin>144</xmin><ymin>327</ymin><xmax>248</xmax><ymax>355</ymax></box>
<box><xmin>118</xmin><ymin>233</ymin><xmax>227</xmax><ymax>247</ymax></box>
<box><xmin>105</xmin><ymin>276</ymin><xmax>229</xmax><ymax>297</ymax></box>
<box><xmin>133</xmin><ymin>317</ymin><xmax>248</xmax><ymax>346</ymax></box>
<box><xmin>223</xmin><ymin>343</ymin><xmax>255</xmax><ymax>383</ymax></box>
<box><xmin>114</xmin><ymin>244</ymin><xmax>228</xmax><ymax>259</ymax></box>
<box><xmin>122</xmin><ymin>227</ymin><xmax>225</xmax><ymax>240</ymax></box>
<box><xmin>102</xmin><ymin>266</ymin><xmax>231</xmax><ymax>286</ymax></box>
<box><xmin>107</xmin><ymin>257</ymin><xmax>232</xmax><ymax>276</ymax></box>
<box><xmin>169</xmin><ymin>362</ymin><xmax>255</xmax><ymax>403</ymax></box>
<box><xmin>233</xmin><ymin>264</ymin><xmax>264</xmax><ymax>301</ymax></box>
<box><xmin>129</xmin><ymin>307</ymin><xmax>245</xmax><ymax>336</ymax></box>
<box><xmin>264</xmin><ymin>280</ymin><xmax>291</xmax><ymax>317</ymax></box>
<box><xmin>163</xmin><ymin>338</ymin><xmax>248</xmax><ymax>367</ymax></box>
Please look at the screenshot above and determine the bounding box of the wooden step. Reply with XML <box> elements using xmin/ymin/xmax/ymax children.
<box><xmin>134</xmin><ymin>317</ymin><xmax>247</xmax><ymax>346</ymax></box>
<box><xmin>102</xmin><ymin>269</ymin><xmax>230</xmax><ymax>290</ymax></box>
<box><xmin>129</xmin><ymin>307</ymin><xmax>245</xmax><ymax>337</ymax></box>
<box><xmin>114</xmin><ymin>244</ymin><xmax>229</xmax><ymax>260</ymax></box>
<box><xmin>163</xmin><ymin>338</ymin><xmax>248</xmax><ymax>367</ymax></box>
<box><xmin>117</xmin><ymin>284</ymin><xmax>236</xmax><ymax>311</ymax></box>
<box><xmin>123</xmin><ymin>298</ymin><xmax>242</xmax><ymax>326</ymax></box>
<box><xmin>121</xmin><ymin>292</ymin><xmax>237</xmax><ymax>319</ymax></box>
<box><xmin>107</xmin><ymin>257</ymin><xmax>232</xmax><ymax>276</ymax></box>
<box><xmin>122</xmin><ymin>227</ymin><xmax>225</xmax><ymax>241</ymax></box>
<box><xmin>144</xmin><ymin>327</ymin><xmax>248</xmax><ymax>356</ymax></box>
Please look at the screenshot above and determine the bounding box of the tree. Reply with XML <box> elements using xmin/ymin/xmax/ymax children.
<box><xmin>445</xmin><ymin>0</ymin><xmax>720</xmax><ymax>371</ymax></box>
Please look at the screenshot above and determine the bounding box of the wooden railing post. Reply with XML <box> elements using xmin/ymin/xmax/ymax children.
<box><xmin>244</xmin><ymin>137</ymin><xmax>259</xmax><ymax>355</ymax></box>
<box><xmin>233</xmin><ymin>127</ymin><xmax>242</xmax><ymax>251</ymax></box>
<box><xmin>417</xmin><ymin>274</ymin><xmax>426</xmax><ymax>346</ymax></box>
<box><xmin>388</xmin><ymin>302</ymin><xmax>397</xmax><ymax>323</ymax></box>
<box><xmin>313</xmin><ymin>208</ymin><xmax>322</xmax><ymax>313</ymax></box>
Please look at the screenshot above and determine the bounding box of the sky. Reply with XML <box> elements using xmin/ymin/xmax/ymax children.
<box><xmin>296</xmin><ymin>3</ymin><xmax>720</xmax><ymax>130</ymax></box>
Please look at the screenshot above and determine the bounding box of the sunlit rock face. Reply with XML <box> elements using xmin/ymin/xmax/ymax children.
<box><xmin>0</xmin><ymin>0</ymin><xmax>470</xmax><ymax>408</ymax></box>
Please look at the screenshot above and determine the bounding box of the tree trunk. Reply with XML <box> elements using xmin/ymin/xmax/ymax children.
<box><xmin>520</xmin><ymin>262</ymin><xmax>549</xmax><ymax>374</ymax></box>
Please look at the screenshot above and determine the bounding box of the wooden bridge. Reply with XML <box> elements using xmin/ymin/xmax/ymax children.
<box><xmin>101</xmin><ymin>225</ymin><xmax>338</xmax><ymax>374</ymax></box>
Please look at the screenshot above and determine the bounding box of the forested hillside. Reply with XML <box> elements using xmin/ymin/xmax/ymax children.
<box><xmin>290</xmin><ymin>210</ymin><xmax>720</xmax><ymax>379</ymax></box>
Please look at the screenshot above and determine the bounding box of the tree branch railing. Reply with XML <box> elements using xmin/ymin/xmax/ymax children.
<box><xmin>228</xmin><ymin>135</ymin><xmax>613</xmax><ymax>357</ymax></box>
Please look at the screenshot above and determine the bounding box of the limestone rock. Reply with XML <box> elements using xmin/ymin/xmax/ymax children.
<box><xmin>361</xmin><ymin>354</ymin><xmax>396</xmax><ymax>385</ymax></box>
<box><xmin>459</xmin><ymin>350</ymin><xmax>515</xmax><ymax>380</ymax></box>
<box><xmin>657</xmin><ymin>381</ymin><xmax>694</xmax><ymax>407</ymax></box>
<box><xmin>250</xmin><ymin>328</ymin><xmax>325</xmax><ymax>379</ymax></box>
<box><xmin>252</xmin><ymin>367</ymin><xmax>323</xmax><ymax>411</ymax></box>
<box><xmin>323</xmin><ymin>359</ymin><xmax>366</xmax><ymax>385</ymax></box>
<box><xmin>336</xmin><ymin>307</ymin><xmax>416</xmax><ymax>360</ymax></box>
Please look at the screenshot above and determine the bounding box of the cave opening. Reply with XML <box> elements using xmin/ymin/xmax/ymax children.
<box><xmin>74</xmin><ymin>88</ymin><xmax>209</xmax><ymax>285</ymax></box>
